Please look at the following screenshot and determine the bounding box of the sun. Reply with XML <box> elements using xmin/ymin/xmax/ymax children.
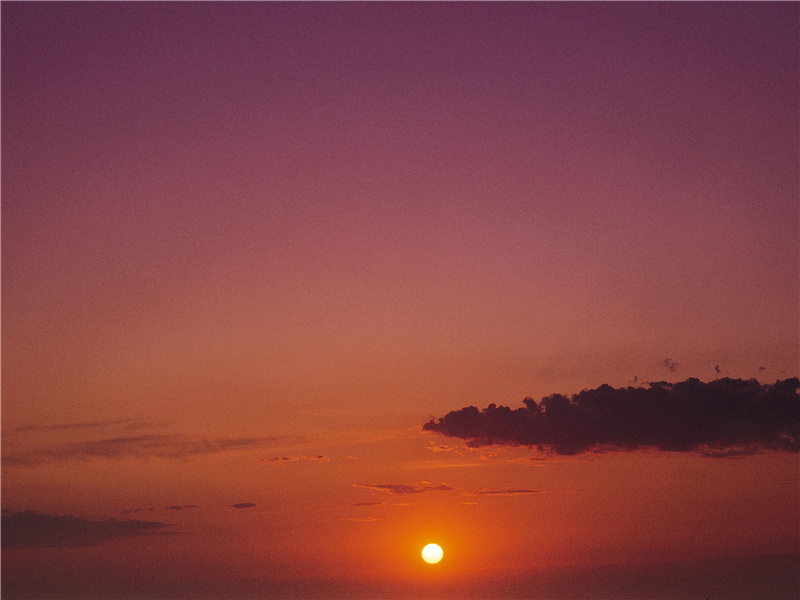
<box><xmin>421</xmin><ymin>543</ymin><xmax>443</xmax><ymax>564</ymax></box>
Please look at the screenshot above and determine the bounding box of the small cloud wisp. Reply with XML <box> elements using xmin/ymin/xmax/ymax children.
<box><xmin>353</xmin><ymin>482</ymin><xmax>457</xmax><ymax>495</ymax></box>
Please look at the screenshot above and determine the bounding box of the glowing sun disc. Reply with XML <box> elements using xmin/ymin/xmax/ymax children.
<box><xmin>421</xmin><ymin>543</ymin><xmax>443</xmax><ymax>564</ymax></box>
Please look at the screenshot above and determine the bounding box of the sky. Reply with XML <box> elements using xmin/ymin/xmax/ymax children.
<box><xmin>2</xmin><ymin>2</ymin><xmax>798</xmax><ymax>599</ymax></box>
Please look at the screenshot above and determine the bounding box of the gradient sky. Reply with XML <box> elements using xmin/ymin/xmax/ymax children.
<box><xmin>2</xmin><ymin>3</ymin><xmax>798</xmax><ymax>599</ymax></box>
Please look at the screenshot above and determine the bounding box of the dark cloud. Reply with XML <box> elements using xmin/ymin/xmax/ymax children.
<box><xmin>1</xmin><ymin>510</ymin><xmax>172</xmax><ymax>548</ymax></box>
<box><xmin>348</xmin><ymin>501</ymin><xmax>384</xmax><ymax>507</ymax></box>
<box><xmin>662</xmin><ymin>358</ymin><xmax>679</xmax><ymax>373</ymax></box>
<box><xmin>231</xmin><ymin>503</ymin><xmax>257</xmax><ymax>509</ymax></box>
<box><xmin>715</xmin><ymin>364</ymin><xmax>721</xmax><ymax>374</ymax></box>
<box><xmin>353</xmin><ymin>483</ymin><xmax>457</xmax><ymax>495</ymax></box>
<box><xmin>423</xmin><ymin>378</ymin><xmax>799</xmax><ymax>456</ymax></box>
<box><xmin>3</xmin><ymin>434</ymin><xmax>302</xmax><ymax>467</ymax></box>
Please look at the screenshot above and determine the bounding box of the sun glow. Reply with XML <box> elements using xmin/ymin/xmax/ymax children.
<box><xmin>421</xmin><ymin>543</ymin><xmax>443</xmax><ymax>564</ymax></box>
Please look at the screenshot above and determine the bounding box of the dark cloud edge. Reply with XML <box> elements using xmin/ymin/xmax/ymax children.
<box><xmin>423</xmin><ymin>377</ymin><xmax>799</xmax><ymax>456</ymax></box>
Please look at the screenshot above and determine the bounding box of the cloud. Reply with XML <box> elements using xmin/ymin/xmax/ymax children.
<box><xmin>473</xmin><ymin>488</ymin><xmax>544</xmax><ymax>496</ymax></box>
<box><xmin>3</xmin><ymin>434</ymin><xmax>301</xmax><ymax>467</ymax></box>
<box><xmin>427</xmin><ymin>442</ymin><xmax>458</xmax><ymax>453</ymax></box>
<box><xmin>164</xmin><ymin>505</ymin><xmax>199</xmax><ymax>511</ymax></box>
<box><xmin>353</xmin><ymin>482</ymin><xmax>457</xmax><ymax>495</ymax></box>
<box><xmin>700</xmin><ymin>447</ymin><xmax>764</xmax><ymax>459</ymax></box>
<box><xmin>231</xmin><ymin>503</ymin><xmax>257</xmax><ymax>509</ymax></box>
<box><xmin>7</xmin><ymin>418</ymin><xmax>159</xmax><ymax>436</ymax></box>
<box><xmin>347</xmin><ymin>501</ymin><xmax>384</xmax><ymax>507</ymax></box>
<box><xmin>423</xmin><ymin>378</ymin><xmax>799</xmax><ymax>456</ymax></box>
<box><xmin>1</xmin><ymin>510</ymin><xmax>172</xmax><ymax>548</ymax></box>
<box><xmin>508</xmin><ymin>456</ymin><xmax>549</xmax><ymax>465</ymax></box>
<box><xmin>255</xmin><ymin>455</ymin><xmax>329</xmax><ymax>465</ymax></box>
<box><xmin>662</xmin><ymin>358</ymin><xmax>679</xmax><ymax>373</ymax></box>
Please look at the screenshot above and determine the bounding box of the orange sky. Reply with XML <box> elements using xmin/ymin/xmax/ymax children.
<box><xmin>2</xmin><ymin>3</ymin><xmax>798</xmax><ymax>599</ymax></box>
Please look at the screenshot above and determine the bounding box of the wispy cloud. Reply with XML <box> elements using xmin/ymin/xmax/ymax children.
<box><xmin>662</xmin><ymin>358</ymin><xmax>679</xmax><ymax>373</ymax></box>
<box><xmin>347</xmin><ymin>501</ymin><xmax>384</xmax><ymax>507</ymax></box>
<box><xmin>1</xmin><ymin>510</ymin><xmax>173</xmax><ymax>548</ymax></box>
<box><xmin>3</xmin><ymin>434</ymin><xmax>302</xmax><ymax>467</ymax></box>
<box><xmin>230</xmin><ymin>503</ymin><xmax>257</xmax><ymax>509</ymax></box>
<box><xmin>120</xmin><ymin>508</ymin><xmax>156</xmax><ymax>515</ymax></box>
<box><xmin>700</xmin><ymin>446</ymin><xmax>764</xmax><ymax>459</ymax></box>
<box><xmin>507</xmin><ymin>456</ymin><xmax>549</xmax><ymax>465</ymax></box>
<box><xmin>7</xmin><ymin>418</ymin><xmax>159</xmax><ymax>436</ymax></box>
<box><xmin>423</xmin><ymin>378</ymin><xmax>799</xmax><ymax>456</ymax></box>
<box><xmin>473</xmin><ymin>488</ymin><xmax>545</xmax><ymax>496</ymax></box>
<box><xmin>353</xmin><ymin>482</ymin><xmax>457</xmax><ymax>495</ymax></box>
<box><xmin>427</xmin><ymin>442</ymin><xmax>459</xmax><ymax>453</ymax></box>
<box><xmin>255</xmin><ymin>455</ymin><xmax>329</xmax><ymax>465</ymax></box>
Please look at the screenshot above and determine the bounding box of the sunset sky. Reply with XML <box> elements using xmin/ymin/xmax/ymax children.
<box><xmin>2</xmin><ymin>2</ymin><xmax>798</xmax><ymax>599</ymax></box>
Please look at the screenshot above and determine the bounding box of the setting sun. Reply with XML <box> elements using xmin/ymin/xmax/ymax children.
<box><xmin>421</xmin><ymin>543</ymin><xmax>444</xmax><ymax>564</ymax></box>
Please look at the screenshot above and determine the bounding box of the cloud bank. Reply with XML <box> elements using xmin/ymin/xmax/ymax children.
<box><xmin>423</xmin><ymin>378</ymin><xmax>799</xmax><ymax>456</ymax></box>
<box><xmin>1</xmin><ymin>510</ymin><xmax>172</xmax><ymax>548</ymax></box>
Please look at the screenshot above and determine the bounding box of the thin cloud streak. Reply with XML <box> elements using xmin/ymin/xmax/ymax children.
<box><xmin>423</xmin><ymin>378</ymin><xmax>799</xmax><ymax>456</ymax></box>
<box><xmin>255</xmin><ymin>455</ymin><xmax>330</xmax><ymax>465</ymax></box>
<box><xmin>3</xmin><ymin>434</ymin><xmax>303</xmax><ymax>466</ymax></box>
<box><xmin>473</xmin><ymin>488</ymin><xmax>545</xmax><ymax>496</ymax></box>
<box><xmin>352</xmin><ymin>482</ymin><xmax>457</xmax><ymax>495</ymax></box>
<box><xmin>8</xmin><ymin>418</ymin><xmax>159</xmax><ymax>436</ymax></box>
